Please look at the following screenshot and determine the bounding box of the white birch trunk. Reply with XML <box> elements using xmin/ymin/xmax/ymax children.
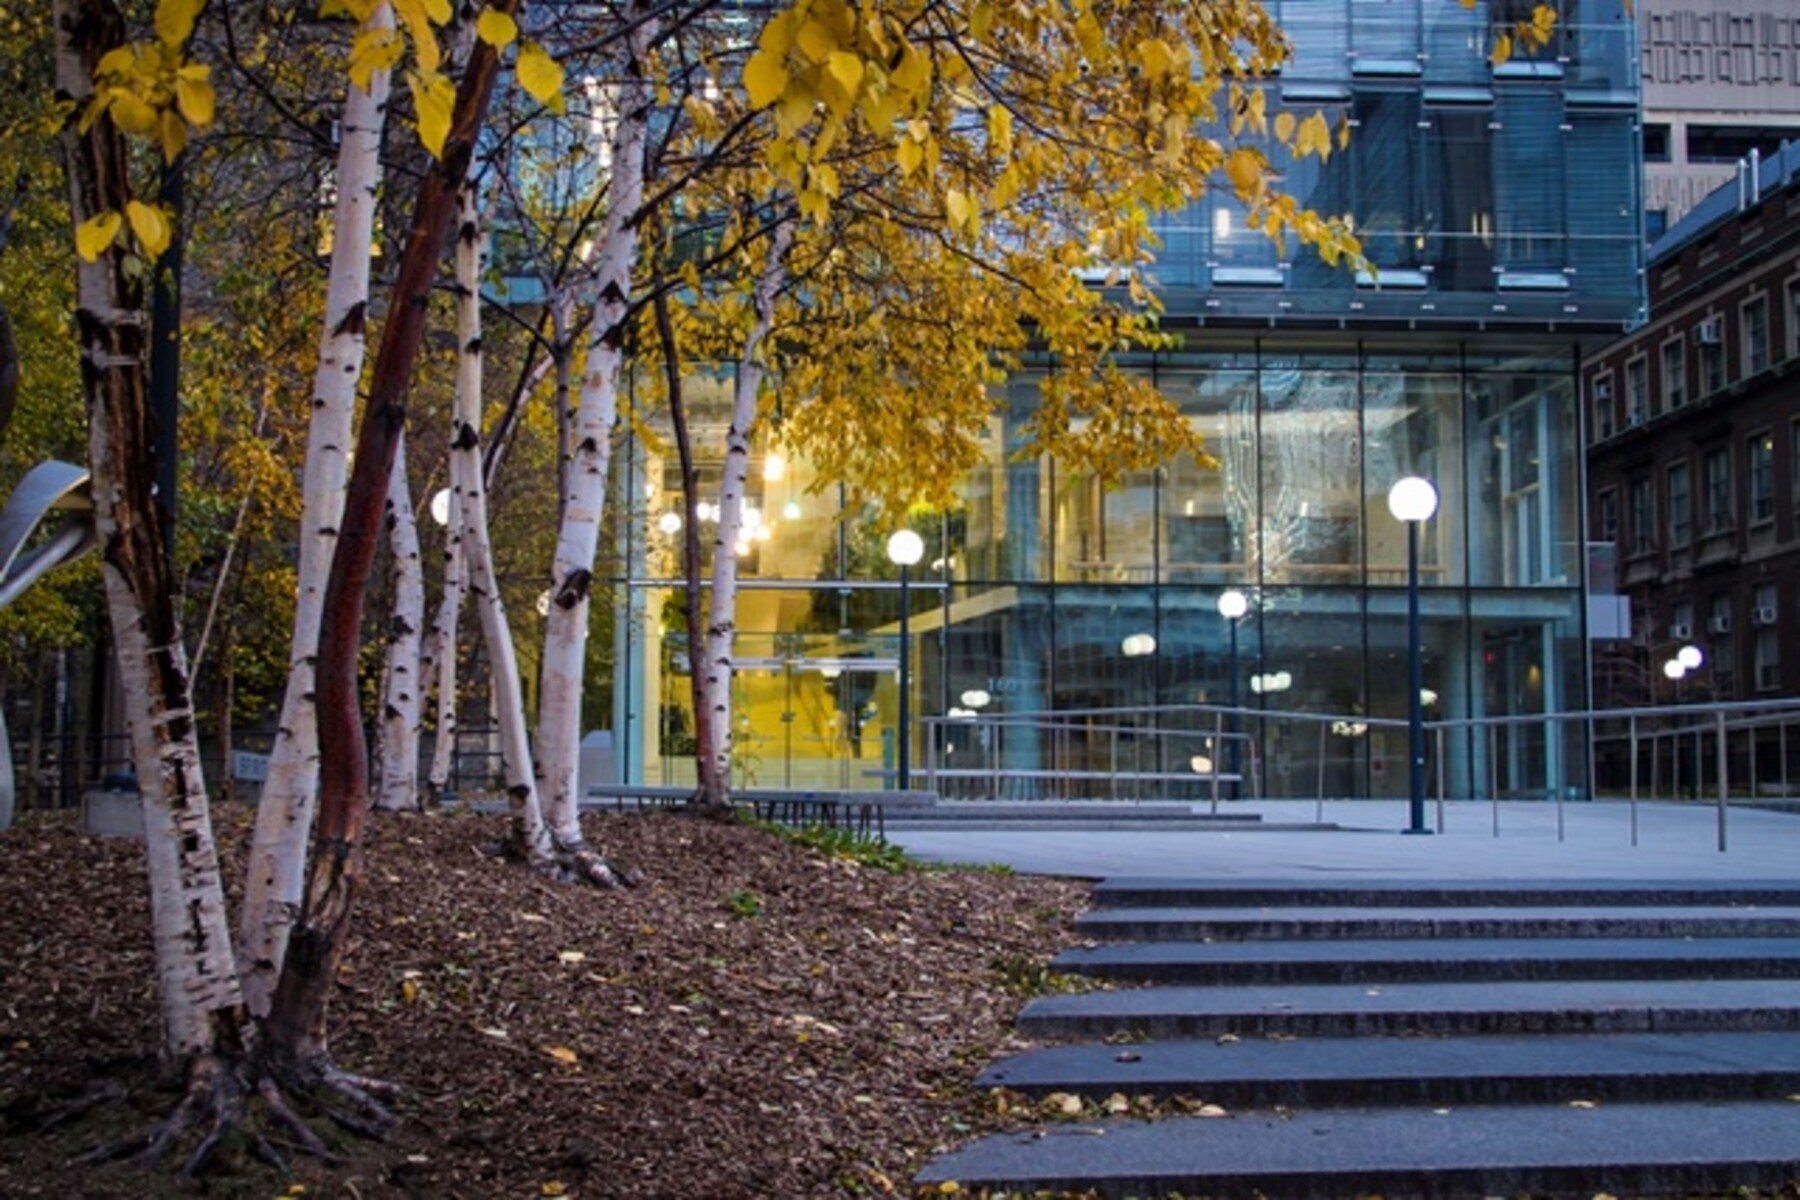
<box><xmin>55</xmin><ymin>0</ymin><xmax>242</xmax><ymax>1061</ymax></box>
<box><xmin>376</xmin><ymin>437</ymin><xmax>425</xmax><ymax>811</ymax></box>
<box><xmin>236</xmin><ymin>3</ymin><xmax>392</xmax><ymax>1019</ymax></box>
<box><xmin>696</xmin><ymin>225</ymin><xmax>793</xmax><ymax>807</ymax></box>
<box><xmin>535</xmin><ymin>6</ymin><xmax>655</xmax><ymax>843</ymax></box>
<box><xmin>450</xmin><ymin>184</ymin><xmax>554</xmax><ymax>863</ymax></box>
<box><xmin>421</xmin><ymin>531</ymin><xmax>464</xmax><ymax>802</ymax></box>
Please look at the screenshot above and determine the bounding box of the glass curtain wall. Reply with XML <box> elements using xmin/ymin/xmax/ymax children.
<box><xmin>610</xmin><ymin>344</ymin><xmax>1587</xmax><ymax>800</ymax></box>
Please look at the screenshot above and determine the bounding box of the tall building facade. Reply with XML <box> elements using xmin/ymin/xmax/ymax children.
<box><xmin>1586</xmin><ymin>141</ymin><xmax>1800</xmax><ymax>785</ymax></box>
<box><xmin>606</xmin><ymin>0</ymin><xmax>1645</xmax><ymax>800</ymax></box>
<box><xmin>1639</xmin><ymin>0</ymin><xmax>1800</xmax><ymax>236</ymax></box>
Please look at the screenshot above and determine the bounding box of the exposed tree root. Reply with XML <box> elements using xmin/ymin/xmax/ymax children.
<box><xmin>67</xmin><ymin>1050</ymin><xmax>397</xmax><ymax>1181</ymax></box>
<box><xmin>29</xmin><ymin>1077</ymin><xmax>128</xmax><ymax>1133</ymax></box>
<box><xmin>546</xmin><ymin>838</ymin><xmax>644</xmax><ymax>889</ymax></box>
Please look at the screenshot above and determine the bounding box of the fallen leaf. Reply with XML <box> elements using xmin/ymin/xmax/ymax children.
<box><xmin>558</xmin><ymin>950</ymin><xmax>586</xmax><ymax>965</ymax></box>
<box><xmin>544</xmin><ymin>1045</ymin><xmax>579</xmax><ymax>1065</ymax></box>
<box><xmin>1569</xmin><ymin>1099</ymin><xmax>1598</xmax><ymax>1109</ymax></box>
<box><xmin>1216</xmin><ymin>1033</ymin><xmax>1240</xmax><ymax>1045</ymax></box>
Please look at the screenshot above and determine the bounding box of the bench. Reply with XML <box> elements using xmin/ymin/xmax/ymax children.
<box><xmin>583</xmin><ymin>784</ymin><xmax>937</xmax><ymax>837</ymax></box>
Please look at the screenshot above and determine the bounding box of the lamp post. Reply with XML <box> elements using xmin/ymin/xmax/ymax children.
<box><xmin>1664</xmin><ymin>644</ymin><xmax>1704</xmax><ymax>798</ymax></box>
<box><xmin>886</xmin><ymin>528</ymin><xmax>924</xmax><ymax>791</ymax></box>
<box><xmin>1217</xmin><ymin>589</ymin><xmax>1248</xmax><ymax>797</ymax></box>
<box><xmin>1388</xmin><ymin>476</ymin><xmax>1439</xmax><ymax>835</ymax></box>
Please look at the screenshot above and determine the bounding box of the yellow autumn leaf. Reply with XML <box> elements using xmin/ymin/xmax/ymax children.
<box><xmin>1136</xmin><ymin>37</ymin><xmax>1176</xmax><ymax>79</ymax></box>
<box><xmin>420</xmin><ymin>0</ymin><xmax>450</xmax><ymax>24</ymax></box>
<box><xmin>158</xmin><ymin>109</ymin><xmax>188</xmax><ymax>160</ymax></box>
<box><xmin>107</xmin><ymin>90</ymin><xmax>159</xmax><ymax>136</ymax></box>
<box><xmin>517</xmin><ymin>42</ymin><xmax>565</xmax><ymax>110</ymax></box>
<box><xmin>395</xmin><ymin>0</ymin><xmax>441</xmax><ymax>75</ymax></box>
<box><xmin>125</xmin><ymin>201</ymin><xmax>171</xmax><ymax>258</ymax></box>
<box><xmin>476</xmin><ymin>9</ymin><xmax>517</xmax><ymax>48</ymax></box>
<box><xmin>544</xmin><ymin>1045</ymin><xmax>580</xmax><ymax>1065</ymax></box>
<box><xmin>1274</xmin><ymin>111</ymin><xmax>1296</xmax><ymax>144</ymax></box>
<box><xmin>349</xmin><ymin>27</ymin><xmax>404</xmax><ymax>92</ymax></box>
<box><xmin>891</xmin><ymin>41</ymin><xmax>930</xmax><ymax>93</ymax></box>
<box><xmin>1532</xmin><ymin>5</ymin><xmax>1558</xmax><ymax>38</ymax></box>
<box><xmin>542</xmin><ymin>1184</ymin><xmax>568</xmax><ymax>1198</ymax></box>
<box><xmin>825</xmin><ymin>50</ymin><xmax>864</xmax><ymax>98</ymax></box>
<box><xmin>1491</xmin><ymin>31</ymin><xmax>1514</xmax><ymax>66</ymax></box>
<box><xmin>896</xmin><ymin>136</ymin><xmax>923</xmax><ymax>176</ymax></box>
<box><xmin>407</xmin><ymin>69</ymin><xmax>455</xmax><ymax>157</ymax></box>
<box><xmin>796</xmin><ymin>17</ymin><xmax>837</xmax><ymax>63</ymax></box>
<box><xmin>1297</xmin><ymin>111</ymin><xmax>1332</xmax><ymax>160</ymax></box>
<box><xmin>743</xmin><ymin>49</ymin><xmax>789</xmax><ymax>109</ymax></box>
<box><xmin>174</xmin><ymin>66</ymin><xmax>215</xmax><ymax>127</ymax></box>
<box><xmin>153</xmin><ymin>0</ymin><xmax>203</xmax><ymax>48</ymax></box>
<box><xmin>987</xmin><ymin>104</ymin><xmax>1012</xmax><ymax>156</ymax></box>
<box><xmin>75</xmin><ymin>211</ymin><xmax>122</xmax><ymax>262</ymax></box>
<box><xmin>401</xmin><ymin>978</ymin><xmax>420</xmax><ymax>1003</ymax></box>
<box><xmin>1224</xmin><ymin>146</ymin><xmax>1265</xmax><ymax>197</ymax></box>
<box><xmin>945</xmin><ymin>187</ymin><xmax>973</xmax><ymax>228</ymax></box>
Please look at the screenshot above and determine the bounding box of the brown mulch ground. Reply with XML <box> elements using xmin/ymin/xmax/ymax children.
<box><xmin>0</xmin><ymin>805</ymin><xmax>1087</xmax><ymax>1198</ymax></box>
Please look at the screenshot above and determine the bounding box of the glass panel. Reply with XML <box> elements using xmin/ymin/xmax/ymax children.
<box><xmin>1256</xmin><ymin>587</ymin><xmax>1367</xmax><ymax>797</ymax></box>
<box><xmin>1159</xmin><ymin>362</ymin><xmax>1259</xmax><ymax>585</ymax></box>
<box><xmin>1368</xmin><ymin>587</ymin><xmax>1469</xmax><ymax>799</ymax></box>
<box><xmin>1494</xmin><ymin>90</ymin><xmax>1567</xmax><ymax>272</ymax></box>
<box><xmin>1258</xmin><ymin>356</ymin><xmax>1364</xmax><ymax>586</ymax></box>
<box><xmin>1364</xmin><ymin>356</ymin><xmax>1466</xmax><ymax>586</ymax></box>
<box><xmin>1053</xmin><ymin>469</ymin><xmax>1156</xmax><ymax>583</ymax></box>
<box><xmin>1467</xmin><ymin>366</ymin><xmax>1577</xmax><ymax>587</ymax></box>
<box><xmin>1353</xmin><ymin>90</ymin><xmax>1423</xmax><ymax>271</ymax></box>
<box><xmin>1425</xmin><ymin>107</ymin><xmax>1496</xmax><ymax>290</ymax></box>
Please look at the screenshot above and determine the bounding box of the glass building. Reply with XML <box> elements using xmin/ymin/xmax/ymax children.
<box><xmin>602</xmin><ymin>0</ymin><xmax>1645</xmax><ymax>800</ymax></box>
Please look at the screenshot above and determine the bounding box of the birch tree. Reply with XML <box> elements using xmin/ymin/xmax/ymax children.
<box><xmin>530</xmin><ymin>0</ymin><xmax>655</xmax><ymax>869</ymax></box>
<box><xmin>54</xmin><ymin>0</ymin><xmax>246</xmax><ymax>1149</ymax></box>
<box><xmin>236</xmin><ymin>0</ymin><xmax>392</xmax><ymax>1020</ymax></box>
<box><xmin>375</xmin><ymin>436</ymin><xmax>426</xmax><ymax>811</ymax></box>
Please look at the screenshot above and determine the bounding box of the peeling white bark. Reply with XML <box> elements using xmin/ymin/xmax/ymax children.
<box><xmin>376</xmin><ymin>438</ymin><xmax>425</xmax><ymax>811</ymax></box>
<box><xmin>450</xmin><ymin>184</ymin><xmax>553</xmax><ymax>863</ymax></box>
<box><xmin>535</xmin><ymin>5</ymin><xmax>655</xmax><ymax>840</ymax></box>
<box><xmin>236</xmin><ymin>3</ymin><xmax>392</xmax><ymax>1020</ymax></box>
<box><xmin>697</xmin><ymin>224</ymin><xmax>793</xmax><ymax>807</ymax></box>
<box><xmin>55</xmin><ymin>0</ymin><xmax>242</xmax><ymax>1060</ymax></box>
<box><xmin>421</xmin><ymin>531</ymin><xmax>464</xmax><ymax>803</ymax></box>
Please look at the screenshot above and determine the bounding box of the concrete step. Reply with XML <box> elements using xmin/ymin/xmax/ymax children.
<box><xmin>1017</xmin><ymin>978</ymin><xmax>1800</xmax><ymax>1040</ymax></box>
<box><xmin>914</xmin><ymin>1101</ymin><xmax>1800</xmax><ymax>1199</ymax></box>
<box><xmin>1074</xmin><ymin>903</ymin><xmax>1800</xmax><ymax>942</ymax></box>
<box><xmin>1054</xmin><ymin>936</ymin><xmax>1800</xmax><ymax>985</ymax></box>
<box><xmin>1091</xmin><ymin>878</ymin><xmax>1800</xmax><ymax>910</ymax></box>
<box><xmin>976</xmin><ymin>1030</ymin><xmax>1800</xmax><ymax>1107</ymax></box>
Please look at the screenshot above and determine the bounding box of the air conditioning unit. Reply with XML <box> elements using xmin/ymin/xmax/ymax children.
<box><xmin>1695</xmin><ymin>317</ymin><xmax>1723</xmax><ymax>345</ymax></box>
<box><xmin>1708</xmin><ymin>614</ymin><xmax>1732</xmax><ymax>635</ymax></box>
<box><xmin>1668</xmin><ymin>621</ymin><xmax>1692</xmax><ymax>640</ymax></box>
<box><xmin>1753</xmin><ymin>605</ymin><xmax>1778</xmax><ymax>627</ymax></box>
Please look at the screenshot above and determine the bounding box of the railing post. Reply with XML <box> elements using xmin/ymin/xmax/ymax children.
<box><xmin>1315</xmin><ymin>720</ymin><xmax>1327</xmax><ymax>824</ymax></box>
<box><xmin>1210</xmin><ymin>709</ymin><xmax>1223</xmax><ymax>816</ymax></box>
<box><xmin>1434</xmin><ymin>725</ymin><xmax>1446</xmax><ymax>834</ymax></box>
<box><xmin>1715</xmin><ymin>708</ymin><xmax>1729</xmax><ymax>853</ymax></box>
<box><xmin>1488</xmin><ymin>722</ymin><xmax>1500</xmax><ymax>837</ymax></box>
<box><xmin>1628</xmin><ymin>714</ymin><xmax>1639</xmax><ymax>848</ymax></box>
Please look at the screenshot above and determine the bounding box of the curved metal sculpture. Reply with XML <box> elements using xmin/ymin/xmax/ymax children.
<box><xmin>0</xmin><ymin>460</ymin><xmax>95</xmax><ymax>827</ymax></box>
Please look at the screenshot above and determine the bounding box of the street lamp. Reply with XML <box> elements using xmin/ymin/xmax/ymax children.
<box><xmin>1217</xmin><ymin>589</ymin><xmax>1248</xmax><ymax>797</ymax></box>
<box><xmin>1664</xmin><ymin>645</ymin><xmax>1704</xmax><ymax>799</ymax></box>
<box><xmin>1388</xmin><ymin>476</ymin><xmax>1439</xmax><ymax>835</ymax></box>
<box><xmin>886</xmin><ymin>528</ymin><xmax>924</xmax><ymax>791</ymax></box>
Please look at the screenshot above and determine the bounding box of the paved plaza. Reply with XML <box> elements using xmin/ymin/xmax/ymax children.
<box><xmin>888</xmin><ymin>799</ymin><xmax>1800</xmax><ymax>880</ymax></box>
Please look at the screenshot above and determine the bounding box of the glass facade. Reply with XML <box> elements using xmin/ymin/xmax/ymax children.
<box><xmin>592</xmin><ymin>0</ymin><xmax>1639</xmax><ymax>803</ymax></box>
<box><xmin>611</xmin><ymin>343</ymin><xmax>1589</xmax><ymax>800</ymax></box>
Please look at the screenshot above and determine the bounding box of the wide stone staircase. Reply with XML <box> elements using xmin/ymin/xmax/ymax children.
<box><xmin>918</xmin><ymin>880</ymin><xmax>1800</xmax><ymax>1198</ymax></box>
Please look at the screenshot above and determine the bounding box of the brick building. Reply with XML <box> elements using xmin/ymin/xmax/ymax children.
<box><xmin>1586</xmin><ymin>141</ymin><xmax>1800</xmax><ymax>785</ymax></box>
